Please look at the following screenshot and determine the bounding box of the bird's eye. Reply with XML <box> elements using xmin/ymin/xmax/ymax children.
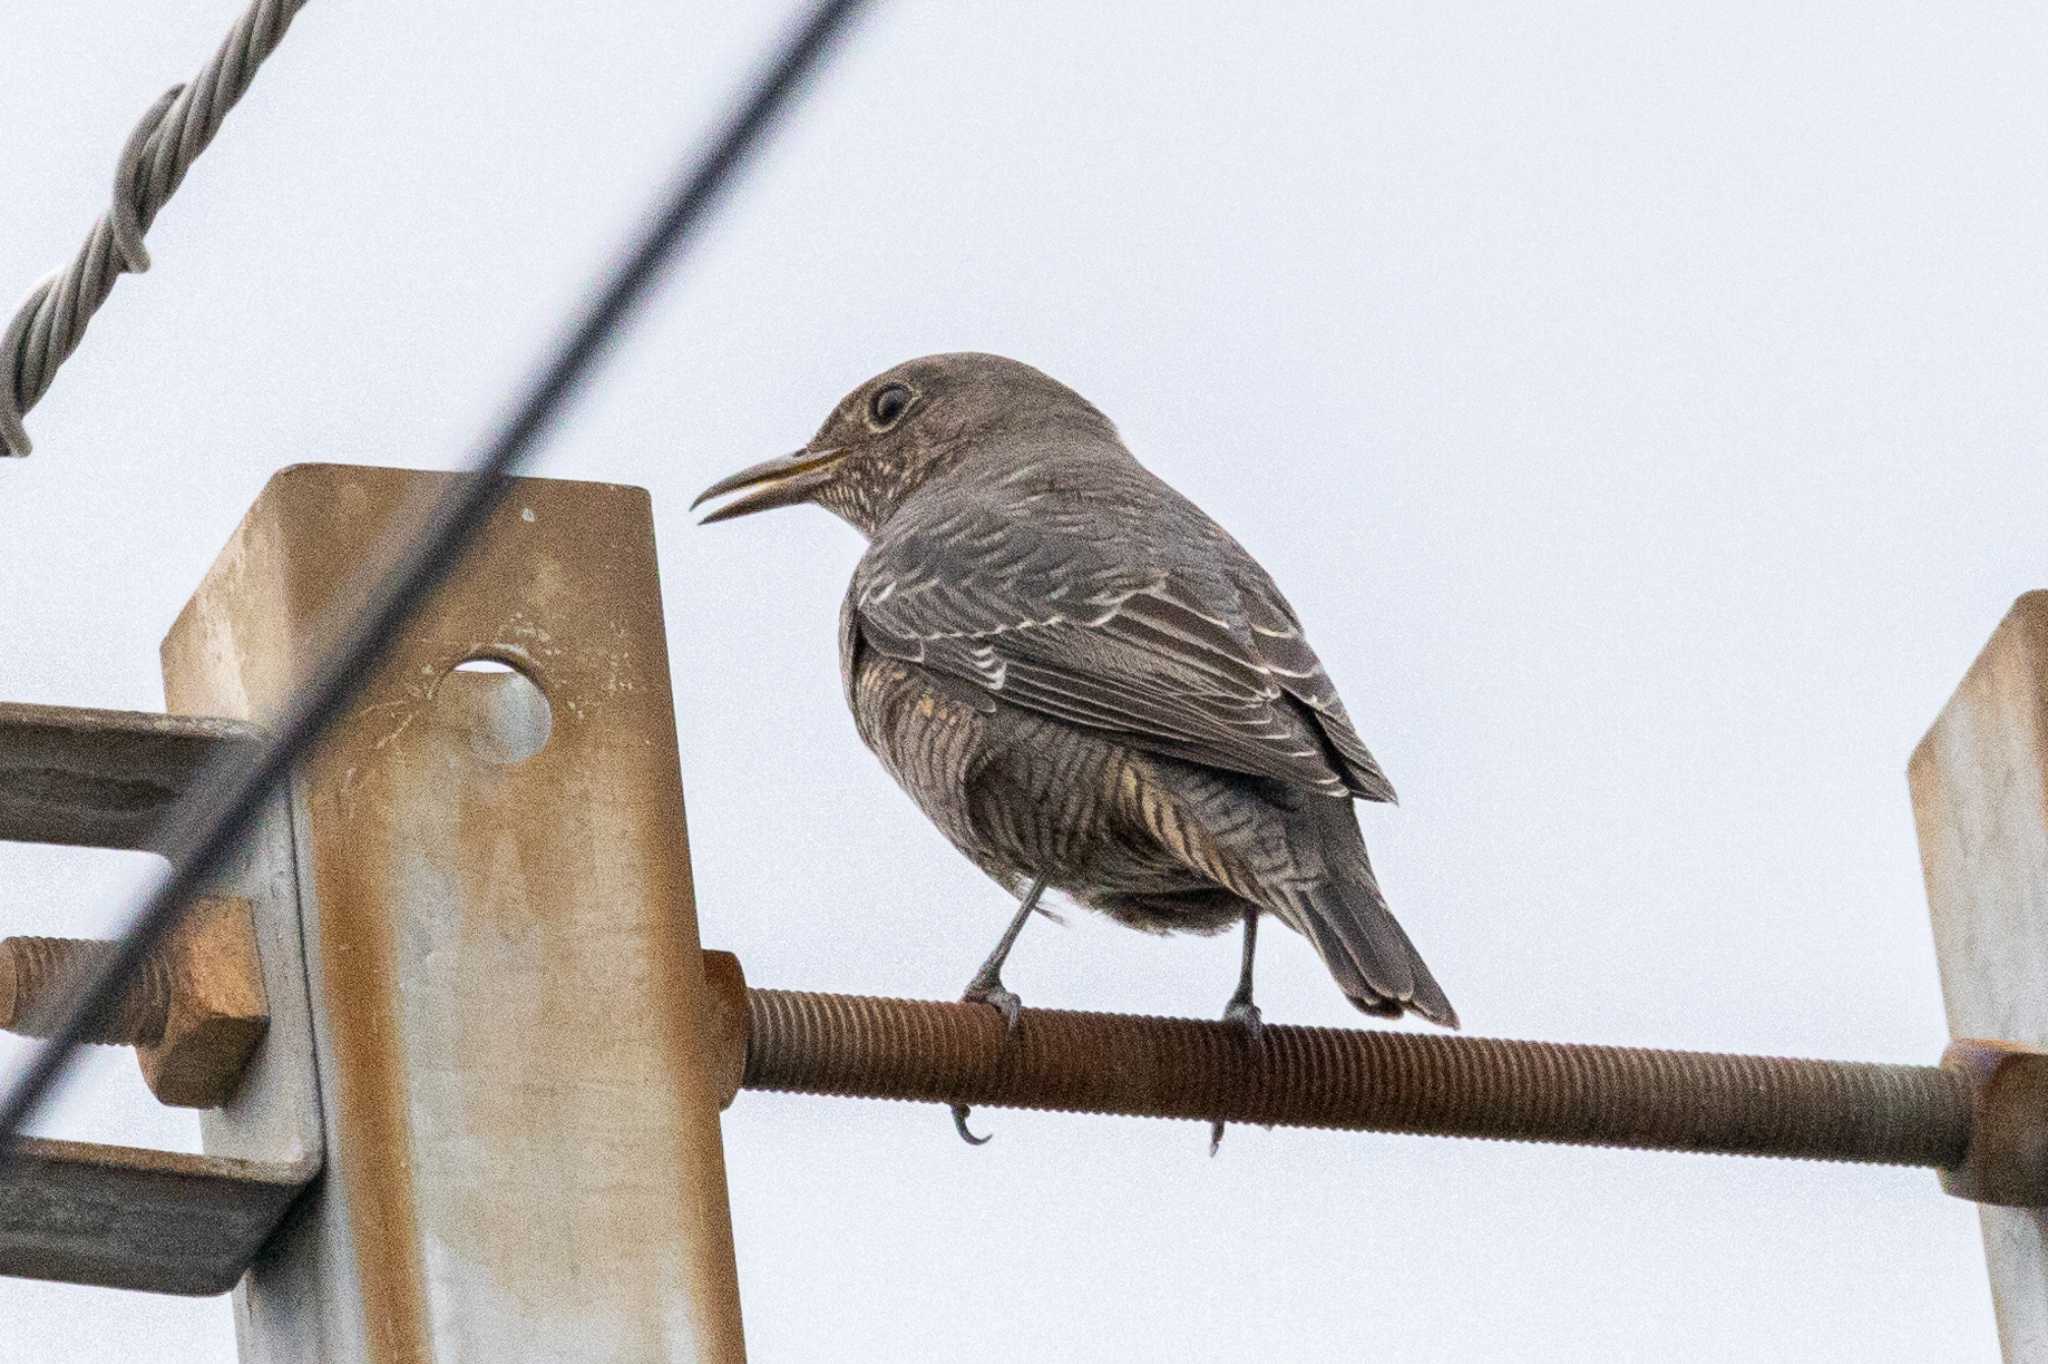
<box><xmin>868</xmin><ymin>383</ymin><xmax>913</xmax><ymax>428</ymax></box>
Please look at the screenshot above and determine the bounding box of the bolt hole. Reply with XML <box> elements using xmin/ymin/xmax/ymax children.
<box><xmin>436</xmin><ymin>656</ymin><xmax>551</xmax><ymax>764</ymax></box>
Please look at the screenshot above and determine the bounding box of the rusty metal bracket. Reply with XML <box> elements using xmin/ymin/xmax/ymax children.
<box><xmin>0</xmin><ymin>703</ymin><xmax>321</xmax><ymax>1294</ymax></box>
<box><xmin>160</xmin><ymin>465</ymin><xmax>747</xmax><ymax>1358</ymax></box>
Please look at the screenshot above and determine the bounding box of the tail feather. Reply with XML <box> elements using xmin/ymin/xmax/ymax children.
<box><xmin>1283</xmin><ymin>872</ymin><xmax>1458</xmax><ymax>1029</ymax></box>
<box><xmin>1381</xmin><ymin>907</ymin><xmax>1458</xmax><ymax>1028</ymax></box>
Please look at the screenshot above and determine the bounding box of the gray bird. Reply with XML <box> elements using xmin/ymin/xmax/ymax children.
<box><xmin>695</xmin><ymin>353</ymin><xmax>1456</xmax><ymax>1145</ymax></box>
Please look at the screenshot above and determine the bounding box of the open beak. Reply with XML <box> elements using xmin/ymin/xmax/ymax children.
<box><xmin>691</xmin><ymin>447</ymin><xmax>846</xmax><ymax>524</ymax></box>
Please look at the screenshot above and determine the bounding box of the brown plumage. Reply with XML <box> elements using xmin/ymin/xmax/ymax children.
<box><xmin>696</xmin><ymin>354</ymin><xmax>1456</xmax><ymax>1129</ymax></box>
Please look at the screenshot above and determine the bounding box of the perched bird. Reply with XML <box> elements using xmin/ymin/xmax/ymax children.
<box><xmin>695</xmin><ymin>353</ymin><xmax>1456</xmax><ymax>1146</ymax></box>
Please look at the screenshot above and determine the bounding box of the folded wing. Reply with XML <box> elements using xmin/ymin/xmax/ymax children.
<box><xmin>852</xmin><ymin>496</ymin><xmax>1395</xmax><ymax>802</ymax></box>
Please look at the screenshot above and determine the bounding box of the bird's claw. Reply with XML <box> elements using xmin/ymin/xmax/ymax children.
<box><xmin>951</xmin><ymin>978</ymin><xmax>1022</xmax><ymax>1146</ymax></box>
<box><xmin>946</xmin><ymin>873</ymin><xmax>1041</xmax><ymax>1152</ymax></box>
<box><xmin>962</xmin><ymin>979</ymin><xmax>1024</xmax><ymax>1038</ymax></box>
<box><xmin>1210</xmin><ymin>996</ymin><xmax>1263</xmax><ymax>1155</ymax></box>
<box><xmin>952</xmin><ymin>1104</ymin><xmax>992</xmax><ymax>1146</ymax></box>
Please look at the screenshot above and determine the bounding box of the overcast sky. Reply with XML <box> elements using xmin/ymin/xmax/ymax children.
<box><xmin>4</xmin><ymin>3</ymin><xmax>2044</xmax><ymax>1359</ymax></box>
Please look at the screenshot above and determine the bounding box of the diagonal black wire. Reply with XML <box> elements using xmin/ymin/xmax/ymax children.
<box><xmin>0</xmin><ymin>0</ymin><xmax>872</xmax><ymax>1151</ymax></box>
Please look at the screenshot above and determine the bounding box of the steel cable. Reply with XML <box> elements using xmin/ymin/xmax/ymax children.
<box><xmin>2</xmin><ymin>0</ymin><xmax>314</xmax><ymax>458</ymax></box>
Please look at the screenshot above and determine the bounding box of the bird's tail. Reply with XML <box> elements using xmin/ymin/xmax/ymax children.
<box><xmin>1273</xmin><ymin>806</ymin><xmax>1457</xmax><ymax>1029</ymax></box>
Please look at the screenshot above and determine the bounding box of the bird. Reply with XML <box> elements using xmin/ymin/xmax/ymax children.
<box><xmin>694</xmin><ymin>353</ymin><xmax>1456</xmax><ymax>1148</ymax></box>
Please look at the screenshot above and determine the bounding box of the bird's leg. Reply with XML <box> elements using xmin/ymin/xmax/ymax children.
<box><xmin>951</xmin><ymin>872</ymin><xmax>1049</xmax><ymax>1147</ymax></box>
<box><xmin>1211</xmin><ymin>905</ymin><xmax>1264</xmax><ymax>1156</ymax></box>
<box><xmin>1222</xmin><ymin>904</ymin><xmax>1264</xmax><ymax>1046</ymax></box>
<box><xmin>959</xmin><ymin>872</ymin><xmax>1047</xmax><ymax>1034</ymax></box>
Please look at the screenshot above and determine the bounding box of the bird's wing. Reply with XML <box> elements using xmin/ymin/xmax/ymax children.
<box><xmin>852</xmin><ymin>497</ymin><xmax>1395</xmax><ymax>801</ymax></box>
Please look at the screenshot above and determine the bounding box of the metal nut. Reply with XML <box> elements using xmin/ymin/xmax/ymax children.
<box><xmin>1940</xmin><ymin>1039</ymin><xmax>2048</xmax><ymax>1208</ymax></box>
<box><xmin>0</xmin><ymin>895</ymin><xmax>268</xmax><ymax>1108</ymax></box>
<box><xmin>700</xmin><ymin>950</ymin><xmax>748</xmax><ymax>1110</ymax></box>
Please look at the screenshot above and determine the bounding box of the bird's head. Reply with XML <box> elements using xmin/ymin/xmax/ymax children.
<box><xmin>693</xmin><ymin>352</ymin><xmax>1113</xmax><ymax>537</ymax></box>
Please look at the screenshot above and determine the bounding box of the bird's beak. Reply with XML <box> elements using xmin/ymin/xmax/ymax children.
<box><xmin>691</xmin><ymin>447</ymin><xmax>847</xmax><ymax>524</ymax></box>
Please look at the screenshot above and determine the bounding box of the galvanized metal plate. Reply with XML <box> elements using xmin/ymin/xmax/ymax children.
<box><xmin>0</xmin><ymin>1135</ymin><xmax>304</xmax><ymax>1294</ymax></box>
<box><xmin>0</xmin><ymin>701</ymin><xmax>259</xmax><ymax>852</ymax></box>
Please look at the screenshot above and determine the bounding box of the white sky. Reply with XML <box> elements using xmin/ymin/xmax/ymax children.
<box><xmin>4</xmin><ymin>3</ymin><xmax>2043</xmax><ymax>1359</ymax></box>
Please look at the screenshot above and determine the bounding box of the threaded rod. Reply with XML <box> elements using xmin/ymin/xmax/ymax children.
<box><xmin>742</xmin><ymin>989</ymin><xmax>1974</xmax><ymax>1168</ymax></box>
<box><xmin>0</xmin><ymin>936</ymin><xmax>171</xmax><ymax>1045</ymax></box>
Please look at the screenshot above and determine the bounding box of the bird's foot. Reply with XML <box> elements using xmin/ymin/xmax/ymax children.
<box><xmin>951</xmin><ymin>976</ymin><xmax>1024</xmax><ymax>1146</ymax></box>
<box><xmin>961</xmin><ymin>976</ymin><xmax>1025</xmax><ymax>1038</ymax></box>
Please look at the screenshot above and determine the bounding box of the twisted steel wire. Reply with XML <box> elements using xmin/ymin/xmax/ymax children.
<box><xmin>1</xmin><ymin>0</ymin><xmax>312</xmax><ymax>457</ymax></box>
<box><xmin>744</xmin><ymin>989</ymin><xmax>1975</xmax><ymax>1168</ymax></box>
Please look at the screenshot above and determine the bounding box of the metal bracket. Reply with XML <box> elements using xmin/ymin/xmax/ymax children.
<box><xmin>0</xmin><ymin>703</ymin><xmax>321</xmax><ymax>1294</ymax></box>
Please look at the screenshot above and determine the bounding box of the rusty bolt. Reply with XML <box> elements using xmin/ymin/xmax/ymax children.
<box><xmin>728</xmin><ymin>979</ymin><xmax>1984</xmax><ymax>1180</ymax></box>
<box><xmin>0</xmin><ymin>935</ymin><xmax>172</xmax><ymax>1045</ymax></box>
<box><xmin>0</xmin><ymin>895</ymin><xmax>269</xmax><ymax>1108</ymax></box>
